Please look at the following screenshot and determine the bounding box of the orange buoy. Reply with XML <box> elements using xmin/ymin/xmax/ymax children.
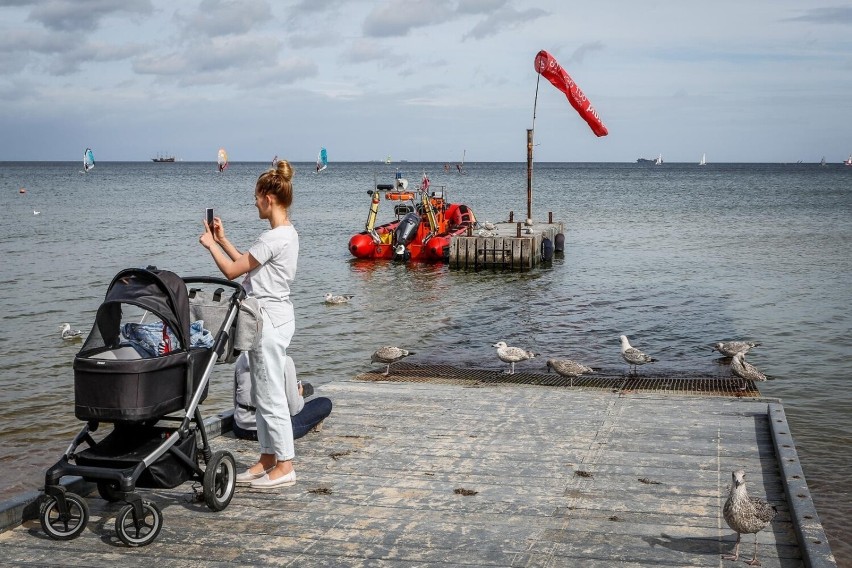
<box><xmin>386</xmin><ymin>192</ymin><xmax>415</xmax><ymax>201</ymax></box>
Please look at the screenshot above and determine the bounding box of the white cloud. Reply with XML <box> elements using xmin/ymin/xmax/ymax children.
<box><xmin>463</xmin><ymin>5</ymin><xmax>547</xmax><ymax>40</ymax></box>
<box><xmin>174</xmin><ymin>0</ymin><xmax>271</xmax><ymax>38</ymax></box>
<box><xmin>362</xmin><ymin>0</ymin><xmax>455</xmax><ymax>38</ymax></box>
<box><xmin>27</xmin><ymin>0</ymin><xmax>154</xmax><ymax>32</ymax></box>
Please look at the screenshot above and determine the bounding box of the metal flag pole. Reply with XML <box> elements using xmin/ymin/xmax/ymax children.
<box><xmin>528</xmin><ymin>70</ymin><xmax>541</xmax><ymax>223</ymax></box>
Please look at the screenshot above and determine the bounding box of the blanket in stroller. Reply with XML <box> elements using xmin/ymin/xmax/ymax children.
<box><xmin>121</xmin><ymin>320</ymin><xmax>214</xmax><ymax>358</ymax></box>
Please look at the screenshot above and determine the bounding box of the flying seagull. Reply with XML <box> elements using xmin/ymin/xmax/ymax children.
<box><xmin>371</xmin><ymin>346</ymin><xmax>413</xmax><ymax>376</ymax></box>
<box><xmin>546</xmin><ymin>358</ymin><xmax>594</xmax><ymax>386</ymax></box>
<box><xmin>619</xmin><ymin>335</ymin><xmax>657</xmax><ymax>374</ymax></box>
<box><xmin>492</xmin><ymin>341</ymin><xmax>535</xmax><ymax>375</ymax></box>
<box><xmin>712</xmin><ymin>341</ymin><xmax>761</xmax><ymax>357</ymax></box>
<box><xmin>722</xmin><ymin>469</ymin><xmax>777</xmax><ymax>566</ymax></box>
<box><xmin>324</xmin><ymin>293</ymin><xmax>354</xmax><ymax>305</ymax></box>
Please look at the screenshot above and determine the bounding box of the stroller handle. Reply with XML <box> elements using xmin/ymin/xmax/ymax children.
<box><xmin>181</xmin><ymin>276</ymin><xmax>246</xmax><ymax>301</ymax></box>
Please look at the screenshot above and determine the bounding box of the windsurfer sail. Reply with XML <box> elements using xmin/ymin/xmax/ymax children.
<box><xmin>217</xmin><ymin>148</ymin><xmax>228</xmax><ymax>172</ymax></box>
<box><xmin>316</xmin><ymin>147</ymin><xmax>328</xmax><ymax>173</ymax></box>
<box><xmin>83</xmin><ymin>148</ymin><xmax>95</xmax><ymax>172</ymax></box>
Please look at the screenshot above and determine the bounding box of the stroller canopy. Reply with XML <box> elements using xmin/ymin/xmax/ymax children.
<box><xmin>87</xmin><ymin>268</ymin><xmax>190</xmax><ymax>351</ymax></box>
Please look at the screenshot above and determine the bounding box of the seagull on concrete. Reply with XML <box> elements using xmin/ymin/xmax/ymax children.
<box><xmin>492</xmin><ymin>341</ymin><xmax>535</xmax><ymax>374</ymax></box>
<box><xmin>371</xmin><ymin>346</ymin><xmax>413</xmax><ymax>376</ymax></box>
<box><xmin>324</xmin><ymin>293</ymin><xmax>354</xmax><ymax>305</ymax></box>
<box><xmin>60</xmin><ymin>323</ymin><xmax>82</xmax><ymax>340</ymax></box>
<box><xmin>731</xmin><ymin>352</ymin><xmax>768</xmax><ymax>384</ymax></box>
<box><xmin>712</xmin><ymin>341</ymin><xmax>761</xmax><ymax>357</ymax></box>
<box><xmin>619</xmin><ymin>335</ymin><xmax>657</xmax><ymax>374</ymax></box>
<box><xmin>722</xmin><ymin>469</ymin><xmax>777</xmax><ymax>566</ymax></box>
<box><xmin>546</xmin><ymin>358</ymin><xmax>594</xmax><ymax>386</ymax></box>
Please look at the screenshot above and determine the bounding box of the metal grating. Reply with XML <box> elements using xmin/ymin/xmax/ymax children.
<box><xmin>355</xmin><ymin>362</ymin><xmax>761</xmax><ymax>397</ymax></box>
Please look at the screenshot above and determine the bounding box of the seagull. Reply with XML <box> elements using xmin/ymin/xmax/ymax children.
<box><xmin>712</xmin><ymin>341</ymin><xmax>761</xmax><ymax>357</ymax></box>
<box><xmin>546</xmin><ymin>358</ymin><xmax>594</xmax><ymax>386</ymax></box>
<box><xmin>722</xmin><ymin>469</ymin><xmax>777</xmax><ymax>566</ymax></box>
<box><xmin>731</xmin><ymin>352</ymin><xmax>768</xmax><ymax>384</ymax></box>
<box><xmin>60</xmin><ymin>323</ymin><xmax>82</xmax><ymax>340</ymax></box>
<box><xmin>324</xmin><ymin>293</ymin><xmax>354</xmax><ymax>305</ymax></box>
<box><xmin>492</xmin><ymin>341</ymin><xmax>535</xmax><ymax>374</ymax></box>
<box><xmin>482</xmin><ymin>221</ymin><xmax>496</xmax><ymax>230</ymax></box>
<box><xmin>619</xmin><ymin>335</ymin><xmax>657</xmax><ymax>374</ymax></box>
<box><xmin>371</xmin><ymin>346</ymin><xmax>413</xmax><ymax>376</ymax></box>
<box><xmin>33</xmin><ymin>210</ymin><xmax>40</xmax><ymax>215</ymax></box>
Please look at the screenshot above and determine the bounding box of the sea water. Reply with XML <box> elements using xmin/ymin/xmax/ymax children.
<box><xmin>1</xmin><ymin>161</ymin><xmax>850</xmax><ymax>561</ymax></box>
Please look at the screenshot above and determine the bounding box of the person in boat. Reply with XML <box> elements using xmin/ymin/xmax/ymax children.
<box><xmin>232</xmin><ymin>354</ymin><xmax>332</xmax><ymax>441</ymax></box>
<box><xmin>199</xmin><ymin>159</ymin><xmax>299</xmax><ymax>489</ymax></box>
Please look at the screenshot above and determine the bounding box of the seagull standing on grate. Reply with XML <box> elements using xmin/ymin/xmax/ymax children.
<box><xmin>619</xmin><ymin>335</ymin><xmax>657</xmax><ymax>374</ymax></box>
<box><xmin>371</xmin><ymin>346</ymin><xmax>413</xmax><ymax>376</ymax></box>
<box><xmin>730</xmin><ymin>352</ymin><xmax>768</xmax><ymax>389</ymax></box>
<box><xmin>493</xmin><ymin>341</ymin><xmax>535</xmax><ymax>374</ymax></box>
<box><xmin>546</xmin><ymin>358</ymin><xmax>594</xmax><ymax>386</ymax></box>
<box><xmin>712</xmin><ymin>341</ymin><xmax>761</xmax><ymax>357</ymax></box>
<box><xmin>722</xmin><ymin>469</ymin><xmax>777</xmax><ymax>566</ymax></box>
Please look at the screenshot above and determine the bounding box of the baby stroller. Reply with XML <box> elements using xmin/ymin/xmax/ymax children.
<box><xmin>41</xmin><ymin>267</ymin><xmax>245</xmax><ymax>546</ymax></box>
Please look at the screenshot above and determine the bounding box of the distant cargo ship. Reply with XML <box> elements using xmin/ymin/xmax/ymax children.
<box><xmin>151</xmin><ymin>155</ymin><xmax>176</xmax><ymax>162</ymax></box>
<box><xmin>637</xmin><ymin>154</ymin><xmax>663</xmax><ymax>165</ymax></box>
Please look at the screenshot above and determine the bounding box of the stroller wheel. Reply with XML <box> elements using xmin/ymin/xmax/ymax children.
<box><xmin>96</xmin><ymin>481</ymin><xmax>124</xmax><ymax>503</ymax></box>
<box><xmin>39</xmin><ymin>492</ymin><xmax>89</xmax><ymax>540</ymax></box>
<box><xmin>203</xmin><ymin>450</ymin><xmax>236</xmax><ymax>511</ymax></box>
<box><xmin>115</xmin><ymin>500</ymin><xmax>162</xmax><ymax>547</ymax></box>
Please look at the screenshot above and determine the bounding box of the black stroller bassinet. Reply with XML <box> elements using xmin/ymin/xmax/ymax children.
<box><xmin>41</xmin><ymin>267</ymin><xmax>245</xmax><ymax>547</ymax></box>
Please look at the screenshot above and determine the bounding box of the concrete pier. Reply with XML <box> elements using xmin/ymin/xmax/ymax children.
<box><xmin>0</xmin><ymin>370</ymin><xmax>836</xmax><ymax>566</ymax></box>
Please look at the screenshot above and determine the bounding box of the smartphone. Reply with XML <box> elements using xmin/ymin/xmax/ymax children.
<box><xmin>206</xmin><ymin>208</ymin><xmax>214</xmax><ymax>227</ymax></box>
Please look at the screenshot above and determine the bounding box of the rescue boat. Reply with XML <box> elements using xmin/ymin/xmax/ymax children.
<box><xmin>348</xmin><ymin>172</ymin><xmax>477</xmax><ymax>262</ymax></box>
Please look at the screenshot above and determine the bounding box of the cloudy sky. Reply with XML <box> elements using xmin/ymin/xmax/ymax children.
<box><xmin>1</xmin><ymin>0</ymin><xmax>850</xmax><ymax>163</ymax></box>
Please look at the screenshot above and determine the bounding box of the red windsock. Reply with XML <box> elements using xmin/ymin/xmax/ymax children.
<box><xmin>535</xmin><ymin>50</ymin><xmax>608</xmax><ymax>137</ymax></box>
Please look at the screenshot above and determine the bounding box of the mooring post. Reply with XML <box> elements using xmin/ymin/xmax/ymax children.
<box><xmin>509</xmin><ymin>211</ymin><xmax>514</xmax><ymax>222</ymax></box>
<box><xmin>549</xmin><ymin>211</ymin><xmax>553</xmax><ymax>224</ymax></box>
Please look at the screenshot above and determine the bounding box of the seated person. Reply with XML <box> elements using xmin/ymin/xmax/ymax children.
<box><xmin>232</xmin><ymin>353</ymin><xmax>332</xmax><ymax>441</ymax></box>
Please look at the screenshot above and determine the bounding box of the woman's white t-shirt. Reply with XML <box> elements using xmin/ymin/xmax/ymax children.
<box><xmin>243</xmin><ymin>224</ymin><xmax>298</xmax><ymax>327</ymax></box>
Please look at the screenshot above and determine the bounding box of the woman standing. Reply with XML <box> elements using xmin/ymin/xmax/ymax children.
<box><xmin>199</xmin><ymin>159</ymin><xmax>299</xmax><ymax>488</ymax></box>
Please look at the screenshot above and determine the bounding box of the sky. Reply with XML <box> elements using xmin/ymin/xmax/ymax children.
<box><xmin>1</xmin><ymin>0</ymin><xmax>851</xmax><ymax>163</ymax></box>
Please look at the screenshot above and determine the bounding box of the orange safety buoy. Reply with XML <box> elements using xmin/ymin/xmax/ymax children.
<box><xmin>386</xmin><ymin>192</ymin><xmax>415</xmax><ymax>201</ymax></box>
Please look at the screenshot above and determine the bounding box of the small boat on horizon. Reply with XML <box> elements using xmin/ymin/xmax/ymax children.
<box><xmin>844</xmin><ymin>154</ymin><xmax>852</xmax><ymax>166</ymax></box>
<box><xmin>699</xmin><ymin>153</ymin><xmax>707</xmax><ymax>166</ymax></box>
<box><xmin>152</xmin><ymin>154</ymin><xmax>176</xmax><ymax>162</ymax></box>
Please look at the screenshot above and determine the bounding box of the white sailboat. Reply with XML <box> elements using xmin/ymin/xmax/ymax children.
<box><xmin>844</xmin><ymin>154</ymin><xmax>852</xmax><ymax>166</ymax></box>
<box><xmin>654</xmin><ymin>153</ymin><xmax>663</xmax><ymax>165</ymax></box>
<box><xmin>699</xmin><ymin>153</ymin><xmax>706</xmax><ymax>166</ymax></box>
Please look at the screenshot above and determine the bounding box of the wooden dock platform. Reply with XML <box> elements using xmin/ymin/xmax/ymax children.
<box><xmin>0</xmin><ymin>375</ymin><xmax>836</xmax><ymax>566</ymax></box>
<box><xmin>449</xmin><ymin>220</ymin><xmax>564</xmax><ymax>270</ymax></box>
